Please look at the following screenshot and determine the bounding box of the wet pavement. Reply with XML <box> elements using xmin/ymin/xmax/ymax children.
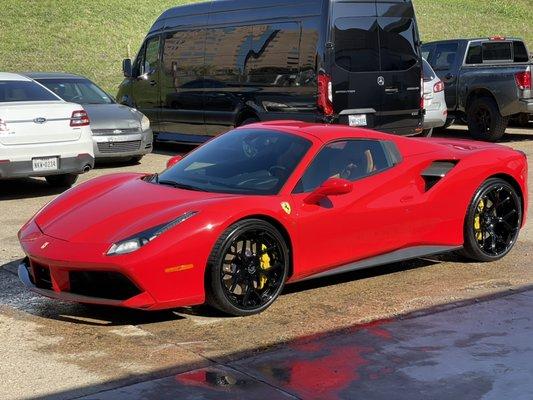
<box><xmin>79</xmin><ymin>288</ymin><xmax>533</xmax><ymax>400</ymax></box>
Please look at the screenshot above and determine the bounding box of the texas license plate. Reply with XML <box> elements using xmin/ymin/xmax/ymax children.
<box><xmin>32</xmin><ymin>157</ymin><xmax>58</xmax><ymax>172</ymax></box>
<box><xmin>348</xmin><ymin>114</ymin><xmax>367</xmax><ymax>127</ymax></box>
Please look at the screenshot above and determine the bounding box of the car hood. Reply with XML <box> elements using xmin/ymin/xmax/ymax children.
<box><xmin>35</xmin><ymin>174</ymin><xmax>234</xmax><ymax>244</ymax></box>
<box><xmin>82</xmin><ymin>104</ymin><xmax>143</xmax><ymax>131</ymax></box>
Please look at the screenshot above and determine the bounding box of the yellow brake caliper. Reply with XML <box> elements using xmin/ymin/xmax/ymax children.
<box><xmin>258</xmin><ymin>244</ymin><xmax>271</xmax><ymax>290</ymax></box>
<box><xmin>474</xmin><ymin>199</ymin><xmax>485</xmax><ymax>241</ymax></box>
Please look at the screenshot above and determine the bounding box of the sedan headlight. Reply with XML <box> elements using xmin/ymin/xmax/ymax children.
<box><xmin>107</xmin><ymin>211</ymin><xmax>198</xmax><ymax>256</ymax></box>
<box><xmin>141</xmin><ymin>115</ymin><xmax>150</xmax><ymax>131</ymax></box>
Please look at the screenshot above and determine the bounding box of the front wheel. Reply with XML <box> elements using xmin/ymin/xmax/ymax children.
<box><xmin>461</xmin><ymin>178</ymin><xmax>522</xmax><ymax>262</ymax></box>
<box><xmin>45</xmin><ymin>174</ymin><xmax>79</xmax><ymax>188</ymax></box>
<box><xmin>206</xmin><ymin>219</ymin><xmax>289</xmax><ymax>316</ymax></box>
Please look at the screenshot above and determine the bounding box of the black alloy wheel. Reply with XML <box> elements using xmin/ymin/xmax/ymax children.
<box><xmin>206</xmin><ymin>219</ymin><xmax>289</xmax><ymax>316</ymax></box>
<box><xmin>467</xmin><ymin>97</ymin><xmax>509</xmax><ymax>142</ymax></box>
<box><xmin>462</xmin><ymin>178</ymin><xmax>522</xmax><ymax>262</ymax></box>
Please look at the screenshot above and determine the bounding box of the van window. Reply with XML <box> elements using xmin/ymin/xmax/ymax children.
<box><xmin>294</xmin><ymin>140</ymin><xmax>396</xmax><ymax>193</ymax></box>
<box><xmin>334</xmin><ymin>17</ymin><xmax>380</xmax><ymax>72</ymax></box>
<box><xmin>135</xmin><ymin>36</ymin><xmax>160</xmax><ymax>76</ymax></box>
<box><xmin>482</xmin><ymin>42</ymin><xmax>512</xmax><ymax>62</ymax></box>
<box><xmin>163</xmin><ymin>29</ymin><xmax>206</xmax><ymax>79</ymax></box>
<box><xmin>246</xmin><ymin>22</ymin><xmax>301</xmax><ymax>86</ymax></box>
<box><xmin>432</xmin><ymin>43</ymin><xmax>458</xmax><ymax>70</ymax></box>
<box><xmin>379</xmin><ymin>18</ymin><xmax>419</xmax><ymax>71</ymax></box>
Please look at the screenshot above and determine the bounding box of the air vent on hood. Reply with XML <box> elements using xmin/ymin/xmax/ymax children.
<box><xmin>421</xmin><ymin>161</ymin><xmax>458</xmax><ymax>192</ymax></box>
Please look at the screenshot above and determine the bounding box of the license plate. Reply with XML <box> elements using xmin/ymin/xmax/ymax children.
<box><xmin>32</xmin><ymin>157</ymin><xmax>58</xmax><ymax>172</ymax></box>
<box><xmin>349</xmin><ymin>114</ymin><xmax>367</xmax><ymax>127</ymax></box>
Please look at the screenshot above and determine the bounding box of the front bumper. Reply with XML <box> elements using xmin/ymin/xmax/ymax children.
<box><xmin>0</xmin><ymin>154</ymin><xmax>94</xmax><ymax>179</ymax></box>
<box><xmin>93</xmin><ymin>129</ymin><xmax>153</xmax><ymax>159</ymax></box>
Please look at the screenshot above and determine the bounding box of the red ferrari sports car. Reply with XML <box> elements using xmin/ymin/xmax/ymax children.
<box><xmin>18</xmin><ymin>122</ymin><xmax>528</xmax><ymax>316</ymax></box>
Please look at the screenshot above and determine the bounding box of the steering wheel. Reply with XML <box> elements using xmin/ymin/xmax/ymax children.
<box><xmin>269</xmin><ymin>165</ymin><xmax>287</xmax><ymax>178</ymax></box>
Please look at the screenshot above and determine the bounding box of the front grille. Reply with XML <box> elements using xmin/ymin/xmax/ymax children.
<box><xmin>69</xmin><ymin>271</ymin><xmax>141</xmax><ymax>300</ymax></box>
<box><xmin>97</xmin><ymin>140</ymin><xmax>141</xmax><ymax>154</ymax></box>
<box><xmin>92</xmin><ymin>128</ymin><xmax>140</xmax><ymax>135</ymax></box>
<box><xmin>33</xmin><ymin>263</ymin><xmax>52</xmax><ymax>290</ymax></box>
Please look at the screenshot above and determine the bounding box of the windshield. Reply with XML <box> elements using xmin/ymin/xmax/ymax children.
<box><xmin>37</xmin><ymin>78</ymin><xmax>113</xmax><ymax>104</ymax></box>
<box><xmin>156</xmin><ymin>129</ymin><xmax>312</xmax><ymax>195</ymax></box>
<box><xmin>0</xmin><ymin>80</ymin><xmax>59</xmax><ymax>102</ymax></box>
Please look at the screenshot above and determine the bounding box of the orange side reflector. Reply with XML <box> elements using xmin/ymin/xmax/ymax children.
<box><xmin>165</xmin><ymin>264</ymin><xmax>194</xmax><ymax>274</ymax></box>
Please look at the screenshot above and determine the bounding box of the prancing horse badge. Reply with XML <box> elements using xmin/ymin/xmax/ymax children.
<box><xmin>281</xmin><ymin>202</ymin><xmax>292</xmax><ymax>215</ymax></box>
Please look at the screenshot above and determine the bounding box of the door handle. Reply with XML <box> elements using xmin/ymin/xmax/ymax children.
<box><xmin>385</xmin><ymin>87</ymin><xmax>399</xmax><ymax>93</ymax></box>
<box><xmin>149</xmin><ymin>80</ymin><xmax>157</xmax><ymax>86</ymax></box>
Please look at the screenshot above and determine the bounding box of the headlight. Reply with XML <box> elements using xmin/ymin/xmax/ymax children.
<box><xmin>141</xmin><ymin>115</ymin><xmax>150</xmax><ymax>131</ymax></box>
<box><xmin>107</xmin><ymin>211</ymin><xmax>198</xmax><ymax>256</ymax></box>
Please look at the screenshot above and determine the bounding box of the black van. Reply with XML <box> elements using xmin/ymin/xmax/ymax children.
<box><xmin>118</xmin><ymin>0</ymin><xmax>423</xmax><ymax>143</ymax></box>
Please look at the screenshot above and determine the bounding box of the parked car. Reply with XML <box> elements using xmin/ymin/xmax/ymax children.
<box><xmin>422</xmin><ymin>37</ymin><xmax>532</xmax><ymax>141</ymax></box>
<box><xmin>18</xmin><ymin>122</ymin><xmax>527</xmax><ymax>316</ymax></box>
<box><xmin>421</xmin><ymin>59</ymin><xmax>447</xmax><ymax>136</ymax></box>
<box><xmin>0</xmin><ymin>73</ymin><xmax>94</xmax><ymax>187</ymax></box>
<box><xmin>25</xmin><ymin>73</ymin><xmax>153</xmax><ymax>162</ymax></box>
<box><xmin>118</xmin><ymin>0</ymin><xmax>424</xmax><ymax>144</ymax></box>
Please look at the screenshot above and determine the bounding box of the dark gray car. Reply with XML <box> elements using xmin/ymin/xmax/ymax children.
<box><xmin>24</xmin><ymin>73</ymin><xmax>153</xmax><ymax>161</ymax></box>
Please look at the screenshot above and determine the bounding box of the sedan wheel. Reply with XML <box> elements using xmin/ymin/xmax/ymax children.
<box><xmin>206</xmin><ymin>219</ymin><xmax>289</xmax><ymax>316</ymax></box>
<box><xmin>462</xmin><ymin>178</ymin><xmax>522</xmax><ymax>262</ymax></box>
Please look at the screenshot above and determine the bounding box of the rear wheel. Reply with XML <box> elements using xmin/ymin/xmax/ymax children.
<box><xmin>45</xmin><ymin>174</ymin><xmax>78</xmax><ymax>188</ymax></box>
<box><xmin>461</xmin><ymin>178</ymin><xmax>522</xmax><ymax>262</ymax></box>
<box><xmin>467</xmin><ymin>97</ymin><xmax>508</xmax><ymax>142</ymax></box>
<box><xmin>206</xmin><ymin>219</ymin><xmax>289</xmax><ymax>316</ymax></box>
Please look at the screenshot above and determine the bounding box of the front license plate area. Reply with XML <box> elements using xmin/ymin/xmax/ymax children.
<box><xmin>348</xmin><ymin>114</ymin><xmax>367</xmax><ymax>127</ymax></box>
<box><xmin>32</xmin><ymin>157</ymin><xmax>58</xmax><ymax>172</ymax></box>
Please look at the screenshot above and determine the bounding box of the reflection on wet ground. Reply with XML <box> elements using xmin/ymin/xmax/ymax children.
<box><xmin>80</xmin><ymin>289</ymin><xmax>533</xmax><ymax>400</ymax></box>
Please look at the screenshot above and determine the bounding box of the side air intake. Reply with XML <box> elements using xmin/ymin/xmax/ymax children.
<box><xmin>421</xmin><ymin>161</ymin><xmax>458</xmax><ymax>192</ymax></box>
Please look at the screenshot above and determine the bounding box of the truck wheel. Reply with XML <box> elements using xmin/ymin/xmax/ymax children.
<box><xmin>466</xmin><ymin>97</ymin><xmax>508</xmax><ymax>142</ymax></box>
<box><xmin>45</xmin><ymin>174</ymin><xmax>79</xmax><ymax>188</ymax></box>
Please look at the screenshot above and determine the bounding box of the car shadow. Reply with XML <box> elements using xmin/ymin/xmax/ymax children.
<box><xmin>152</xmin><ymin>141</ymin><xmax>197</xmax><ymax>157</ymax></box>
<box><xmin>0</xmin><ymin>178</ymin><xmax>67</xmax><ymax>200</ymax></box>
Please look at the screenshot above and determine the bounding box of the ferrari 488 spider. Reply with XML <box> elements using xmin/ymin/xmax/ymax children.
<box><xmin>18</xmin><ymin>122</ymin><xmax>528</xmax><ymax>316</ymax></box>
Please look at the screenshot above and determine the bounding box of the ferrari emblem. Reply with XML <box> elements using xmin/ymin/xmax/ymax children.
<box><xmin>41</xmin><ymin>242</ymin><xmax>50</xmax><ymax>250</ymax></box>
<box><xmin>281</xmin><ymin>202</ymin><xmax>292</xmax><ymax>215</ymax></box>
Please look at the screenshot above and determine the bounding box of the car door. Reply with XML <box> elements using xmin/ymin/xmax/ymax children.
<box><xmin>429</xmin><ymin>42</ymin><xmax>460</xmax><ymax>110</ymax></box>
<box><xmin>132</xmin><ymin>36</ymin><xmax>162</xmax><ymax>130</ymax></box>
<box><xmin>289</xmin><ymin>139</ymin><xmax>419</xmax><ymax>279</ymax></box>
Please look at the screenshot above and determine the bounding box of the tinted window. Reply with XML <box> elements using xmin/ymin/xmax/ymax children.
<box><xmin>135</xmin><ymin>36</ymin><xmax>160</xmax><ymax>76</ymax></box>
<box><xmin>432</xmin><ymin>43</ymin><xmax>458</xmax><ymax>70</ymax></box>
<box><xmin>157</xmin><ymin>129</ymin><xmax>311</xmax><ymax>195</ymax></box>
<box><xmin>422</xmin><ymin>59</ymin><xmax>435</xmax><ymax>81</ymax></box>
<box><xmin>513</xmin><ymin>41</ymin><xmax>529</xmax><ymax>62</ymax></box>
<box><xmin>465</xmin><ymin>44</ymin><xmax>482</xmax><ymax>64</ymax></box>
<box><xmin>334</xmin><ymin>17</ymin><xmax>380</xmax><ymax>72</ymax></box>
<box><xmin>38</xmin><ymin>79</ymin><xmax>113</xmax><ymax>104</ymax></box>
<box><xmin>164</xmin><ymin>29</ymin><xmax>207</xmax><ymax>79</ymax></box>
<box><xmin>379</xmin><ymin>18</ymin><xmax>419</xmax><ymax>71</ymax></box>
<box><xmin>0</xmin><ymin>80</ymin><xmax>58</xmax><ymax>102</ymax></box>
<box><xmin>295</xmin><ymin>140</ymin><xmax>395</xmax><ymax>193</ymax></box>
<box><xmin>245</xmin><ymin>22</ymin><xmax>301</xmax><ymax>86</ymax></box>
<box><xmin>482</xmin><ymin>42</ymin><xmax>512</xmax><ymax>62</ymax></box>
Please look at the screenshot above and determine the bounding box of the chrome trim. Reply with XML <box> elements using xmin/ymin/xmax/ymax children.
<box><xmin>339</xmin><ymin>108</ymin><xmax>377</xmax><ymax>115</ymax></box>
<box><xmin>299</xmin><ymin>245</ymin><xmax>462</xmax><ymax>282</ymax></box>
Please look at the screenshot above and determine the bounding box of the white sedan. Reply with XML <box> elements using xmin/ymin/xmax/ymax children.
<box><xmin>0</xmin><ymin>73</ymin><xmax>94</xmax><ymax>187</ymax></box>
<box><xmin>422</xmin><ymin>59</ymin><xmax>448</xmax><ymax>136</ymax></box>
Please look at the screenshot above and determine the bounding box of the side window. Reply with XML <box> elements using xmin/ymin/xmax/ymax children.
<box><xmin>378</xmin><ymin>18</ymin><xmax>419</xmax><ymax>71</ymax></box>
<box><xmin>482</xmin><ymin>42</ymin><xmax>512</xmax><ymax>62</ymax></box>
<box><xmin>163</xmin><ymin>29</ymin><xmax>206</xmax><ymax>85</ymax></box>
<box><xmin>143</xmin><ymin>36</ymin><xmax>161</xmax><ymax>75</ymax></box>
<box><xmin>432</xmin><ymin>43</ymin><xmax>458</xmax><ymax>71</ymax></box>
<box><xmin>245</xmin><ymin>22</ymin><xmax>301</xmax><ymax>86</ymax></box>
<box><xmin>465</xmin><ymin>43</ymin><xmax>482</xmax><ymax>64</ymax></box>
<box><xmin>513</xmin><ymin>41</ymin><xmax>530</xmax><ymax>62</ymax></box>
<box><xmin>334</xmin><ymin>17</ymin><xmax>380</xmax><ymax>73</ymax></box>
<box><xmin>294</xmin><ymin>140</ymin><xmax>398</xmax><ymax>193</ymax></box>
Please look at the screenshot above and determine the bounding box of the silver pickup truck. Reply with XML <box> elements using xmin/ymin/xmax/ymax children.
<box><xmin>422</xmin><ymin>37</ymin><xmax>532</xmax><ymax>141</ymax></box>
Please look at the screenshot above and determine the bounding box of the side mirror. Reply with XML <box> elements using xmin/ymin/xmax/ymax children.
<box><xmin>304</xmin><ymin>178</ymin><xmax>353</xmax><ymax>205</ymax></box>
<box><xmin>166</xmin><ymin>155</ymin><xmax>183</xmax><ymax>169</ymax></box>
<box><xmin>122</xmin><ymin>59</ymin><xmax>133</xmax><ymax>78</ymax></box>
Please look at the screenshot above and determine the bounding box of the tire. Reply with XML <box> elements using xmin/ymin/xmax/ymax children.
<box><xmin>131</xmin><ymin>155</ymin><xmax>144</xmax><ymax>164</ymax></box>
<box><xmin>238</xmin><ymin>117</ymin><xmax>259</xmax><ymax>127</ymax></box>
<box><xmin>420</xmin><ymin>128</ymin><xmax>433</xmax><ymax>137</ymax></box>
<box><xmin>461</xmin><ymin>178</ymin><xmax>522</xmax><ymax>262</ymax></box>
<box><xmin>442</xmin><ymin>117</ymin><xmax>455</xmax><ymax>129</ymax></box>
<box><xmin>206</xmin><ymin>219</ymin><xmax>289</xmax><ymax>316</ymax></box>
<box><xmin>45</xmin><ymin>174</ymin><xmax>79</xmax><ymax>188</ymax></box>
<box><xmin>466</xmin><ymin>97</ymin><xmax>509</xmax><ymax>142</ymax></box>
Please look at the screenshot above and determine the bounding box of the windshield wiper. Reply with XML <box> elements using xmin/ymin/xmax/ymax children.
<box><xmin>157</xmin><ymin>179</ymin><xmax>207</xmax><ymax>192</ymax></box>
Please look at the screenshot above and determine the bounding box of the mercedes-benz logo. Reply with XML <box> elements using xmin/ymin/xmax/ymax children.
<box><xmin>33</xmin><ymin>117</ymin><xmax>47</xmax><ymax>124</ymax></box>
<box><xmin>377</xmin><ymin>76</ymin><xmax>385</xmax><ymax>86</ymax></box>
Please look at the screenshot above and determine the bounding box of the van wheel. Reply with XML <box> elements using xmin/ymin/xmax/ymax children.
<box><xmin>467</xmin><ymin>97</ymin><xmax>508</xmax><ymax>142</ymax></box>
<box><xmin>45</xmin><ymin>174</ymin><xmax>79</xmax><ymax>188</ymax></box>
<box><xmin>239</xmin><ymin>117</ymin><xmax>259</xmax><ymax>127</ymax></box>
